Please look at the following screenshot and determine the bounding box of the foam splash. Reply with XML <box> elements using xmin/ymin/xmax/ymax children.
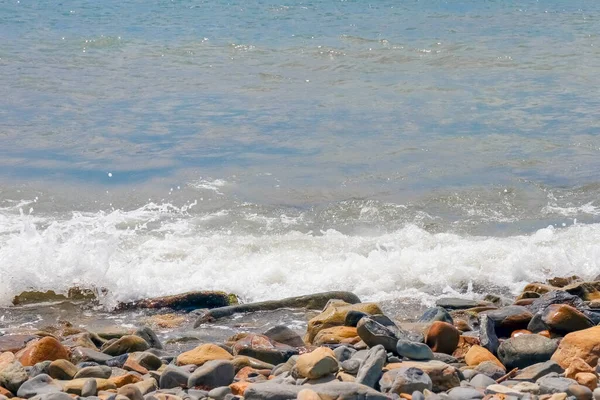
<box><xmin>1</xmin><ymin>201</ymin><xmax>600</xmax><ymax>308</ymax></box>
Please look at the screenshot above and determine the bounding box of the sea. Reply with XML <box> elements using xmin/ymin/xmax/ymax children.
<box><xmin>1</xmin><ymin>0</ymin><xmax>600</xmax><ymax>312</ymax></box>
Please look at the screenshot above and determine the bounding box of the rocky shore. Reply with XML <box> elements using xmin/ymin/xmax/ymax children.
<box><xmin>2</xmin><ymin>277</ymin><xmax>600</xmax><ymax>400</ymax></box>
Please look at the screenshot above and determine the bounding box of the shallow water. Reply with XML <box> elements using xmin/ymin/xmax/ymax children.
<box><xmin>1</xmin><ymin>0</ymin><xmax>599</xmax><ymax>309</ymax></box>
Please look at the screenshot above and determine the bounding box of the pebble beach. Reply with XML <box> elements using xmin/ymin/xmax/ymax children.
<box><xmin>2</xmin><ymin>277</ymin><xmax>600</xmax><ymax>400</ymax></box>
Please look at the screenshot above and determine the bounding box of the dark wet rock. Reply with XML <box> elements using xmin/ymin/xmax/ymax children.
<box><xmin>0</xmin><ymin>361</ymin><xmax>28</xmax><ymax>393</ymax></box>
<box><xmin>355</xmin><ymin>345</ymin><xmax>386</xmax><ymax>388</ymax></box>
<box><xmin>528</xmin><ymin>291</ymin><xmax>588</xmax><ymax>314</ymax></box>
<box><xmin>188</xmin><ymin>360</ymin><xmax>235</xmax><ymax>390</ymax></box>
<box><xmin>263</xmin><ymin>326</ymin><xmax>304</xmax><ymax>348</ymax></box>
<box><xmin>498</xmin><ymin>334</ymin><xmax>558</xmax><ymax>370</ymax></box>
<box><xmin>341</xmin><ymin>359</ymin><xmax>361</xmax><ymax>375</ymax></box>
<box><xmin>344</xmin><ymin>311</ymin><xmax>368</xmax><ymax>327</ymax></box>
<box><xmin>243</xmin><ymin>381</ymin><xmax>388</xmax><ymax>400</ymax></box>
<box><xmin>106</xmin><ymin>354</ymin><xmax>129</xmax><ymax>368</ymax></box>
<box><xmin>541</xmin><ymin>304</ymin><xmax>594</xmax><ymax>333</ymax></box>
<box><xmin>446</xmin><ymin>387</ymin><xmax>484</xmax><ymax>399</ymax></box>
<box><xmin>159</xmin><ymin>365</ymin><xmax>191</xmax><ymax>389</ymax></box>
<box><xmin>435</xmin><ymin>298</ymin><xmax>491</xmax><ymax>310</ymax></box>
<box><xmin>333</xmin><ymin>346</ymin><xmax>356</xmax><ymax>362</ymax></box>
<box><xmin>527</xmin><ymin>313</ymin><xmax>550</xmax><ymax>333</ymax></box>
<box><xmin>418</xmin><ymin>307</ymin><xmax>453</xmax><ymax>325</ymax></box>
<box><xmin>118</xmin><ymin>291</ymin><xmax>235</xmax><ymax>311</ymax></box>
<box><xmin>356</xmin><ymin>317</ymin><xmax>398</xmax><ymax>353</ymax></box>
<box><xmin>16</xmin><ymin>374</ymin><xmax>62</xmax><ymax>398</ymax></box>
<box><xmin>513</xmin><ymin>360</ymin><xmax>564</xmax><ymax>381</ymax></box>
<box><xmin>134</xmin><ymin>327</ymin><xmax>163</xmax><ymax>350</ymax></box>
<box><xmin>396</xmin><ymin>340</ymin><xmax>434</xmax><ymax>361</ymax></box>
<box><xmin>483</xmin><ymin>306</ymin><xmax>533</xmax><ymax>337</ymax></box>
<box><xmin>379</xmin><ymin>367</ymin><xmax>433</xmax><ymax>395</ymax></box>
<box><xmin>74</xmin><ymin>365</ymin><xmax>112</xmax><ymax>379</ymax></box>
<box><xmin>564</xmin><ymin>281</ymin><xmax>600</xmax><ymax>302</ymax></box>
<box><xmin>12</xmin><ymin>288</ymin><xmax>97</xmax><ymax>306</ymax></box>
<box><xmin>478</xmin><ymin>314</ymin><xmax>499</xmax><ymax>355</ymax></box>
<box><xmin>102</xmin><ymin>335</ymin><xmax>149</xmax><ymax>356</ymax></box>
<box><xmin>469</xmin><ymin>374</ymin><xmax>496</xmax><ymax>389</ymax></box>
<box><xmin>194</xmin><ymin>291</ymin><xmax>361</xmax><ymax>326</ymax></box>
<box><xmin>536</xmin><ymin>375</ymin><xmax>578</xmax><ymax>394</ymax></box>
<box><xmin>231</xmin><ymin>334</ymin><xmax>297</xmax><ymax>365</ymax></box>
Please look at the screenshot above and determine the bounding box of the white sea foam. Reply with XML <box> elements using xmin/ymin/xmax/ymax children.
<box><xmin>1</xmin><ymin>201</ymin><xmax>600</xmax><ymax>308</ymax></box>
<box><xmin>188</xmin><ymin>178</ymin><xmax>228</xmax><ymax>194</ymax></box>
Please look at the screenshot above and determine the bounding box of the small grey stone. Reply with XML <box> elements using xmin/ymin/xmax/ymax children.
<box><xmin>568</xmin><ymin>384</ymin><xmax>593</xmax><ymax>400</ymax></box>
<box><xmin>129</xmin><ymin>352</ymin><xmax>163</xmax><ymax>371</ymax></box>
<box><xmin>355</xmin><ymin>344</ymin><xmax>386</xmax><ymax>388</ymax></box>
<box><xmin>527</xmin><ymin>313</ymin><xmax>550</xmax><ymax>333</ymax></box>
<box><xmin>513</xmin><ymin>360</ymin><xmax>564</xmax><ymax>382</ymax></box>
<box><xmin>81</xmin><ymin>378</ymin><xmax>97</xmax><ymax>397</ymax></box>
<box><xmin>432</xmin><ymin>353</ymin><xmax>458</xmax><ymax>364</ymax></box>
<box><xmin>16</xmin><ymin>374</ymin><xmax>62</xmax><ymax>399</ymax></box>
<box><xmin>357</xmin><ymin>317</ymin><xmax>399</xmax><ymax>353</ymax></box>
<box><xmin>28</xmin><ymin>361</ymin><xmax>52</xmax><ymax>378</ymax></box>
<box><xmin>498</xmin><ymin>334</ymin><xmax>558</xmax><ymax>370</ymax></box>
<box><xmin>412</xmin><ymin>391</ymin><xmax>425</xmax><ymax>400</ymax></box>
<box><xmin>333</xmin><ymin>346</ymin><xmax>356</xmax><ymax>362</ymax></box>
<box><xmin>351</xmin><ymin>350</ymin><xmax>369</xmax><ymax>362</ymax></box>
<box><xmin>160</xmin><ymin>365</ymin><xmax>191</xmax><ymax>389</ymax></box>
<box><xmin>396</xmin><ymin>340</ymin><xmax>434</xmax><ymax>361</ymax></box>
<box><xmin>379</xmin><ymin>367</ymin><xmax>433</xmax><ymax>394</ymax></box>
<box><xmin>207</xmin><ymin>386</ymin><xmax>231</xmax><ymax>400</ymax></box>
<box><xmin>33</xmin><ymin>394</ymin><xmax>75</xmax><ymax>400</ymax></box>
<box><xmin>135</xmin><ymin>327</ymin><xmax>163</xmax><ymax>350</ymax></box>
<box><xmin>536</xmin><ymin>375</ymin><xmax>578</xmax><ymax>394</ymax></box>
<box><xmin>418</xmin><ymin>307</ymin><xmax>453</xmax><ymax>325</ymax></box>
<box><xmin>187</xmin><ymin>360</ymin><xmax>234</xmax><ymax>390</ymax></box>
<box><xmin>263</xmin><ymin>326</ymin><xmax>304</xmax><ymax>348</ymax></box>
<box><xmin>461</xmin><ymin>369</ymin><xmax>477</xmax><ymax>380</ymax></box>
<box><xmin>469</xmin><ymin>374</ymin><xmax>496</xmax><ymax>389</ymax></box>
<box><xmin>593</xmin><ymin>387</ymin><xmax>600</xmax><ymax>400</ymax></box>
<box><xmin>340</xmin><ymin>359</ymin><xmax>360</xmax><ymax>375</ymax></box>
<box><xmin>474</xmin><ymin>361</ymin><xmax>506</xmax><ymax>380</ymax></box>
<box><xmin>446</xmin><ymin>387</ymin><xmax>484</xmax><ymax>399</ymax></box>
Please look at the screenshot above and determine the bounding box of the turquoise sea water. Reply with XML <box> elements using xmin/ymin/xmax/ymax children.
<box><xmin>1</xmin><ymin>1</ymin><xmax>599</xmax><ymax>306</ymax></box>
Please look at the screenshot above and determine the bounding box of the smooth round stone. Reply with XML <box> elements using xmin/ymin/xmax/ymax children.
<box><xmin>469</xmin><ymin>374</ymin><xmax>496</xmax><ymax>389</ymax></box>
<box><xmin>446</xmin><ymin>387</ymin><xmax>484</xmax><ymax>399</ymax></box>
<box><xmin>396</xmin><ymin>340</ymin><xmax>434</xmax><ymax>361</ymax></box>
<box><xmin>208</xmin><ymin>386</ymin><xmax>232</xmax><ymax>400</ymax></box>
<box><xmin>568</xmin><ymin>384</ymin><xmax>593</xmax><ymax>400</ymax></box>
<box><xmin>333</xmin><ymin>346</ymin><xmax>356</xmax><ymax>362</ymax></box>
<box><xmin>16</xmin><ymin>374</ymin><xmax>62</xmax><ymax>398</ymax></box>
<box><xmin>418</xmin><ymin>307</ymin><xmax>453</xmax><ymax>325</ymax></box>
<box><xmin>498</xmin><ymin>334</ymin><xmax>558</xmax><ymax>370</ymax></box>
<box><xmin>341</xmin><ymin>359</ymin><xmax>360</xmax><ymax>375</ymax></box>
<box><xmin>379</xmin><ymin>367</ymin><xmax>433</xmax><ymax>394</ymax></box>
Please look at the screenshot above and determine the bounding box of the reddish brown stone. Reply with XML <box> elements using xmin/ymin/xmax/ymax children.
<box><xmin>542</xmin><ymin>304</ymin><xmax>593</xmax><ymax>333</ymax></box>
<box><xmin>17</xmin><ymin>336</ymin><xmax>69</xmax><ymax>366</ymax></box>
<box><xmin>123</xmin><ymin>357</ymin><xmax>149</xmax><ymax>375</ymax></box>
<box><xmin>229</xmin><ymin>381</ymin><xmax>250</xmax><ymax>396</ymax></box>
<box><xmin>452</xmin><ymin>336</ymin><xmax>481</xmax><ymax>358</ymax></box>
<box><xmin>425</xmin><ymin>321</ymin><xmax>460</xmax><ymax>355</ymax></box>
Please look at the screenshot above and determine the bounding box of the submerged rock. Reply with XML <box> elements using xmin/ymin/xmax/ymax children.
<box><xmin>194</xmin><ymin>291</ymin><xmax>362</xmax><ymax>327</ymax></box>
<box><xmin>118</xmin><ymin>291</ymin><xmax>236</xmax><ymax>311</ymax></box>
